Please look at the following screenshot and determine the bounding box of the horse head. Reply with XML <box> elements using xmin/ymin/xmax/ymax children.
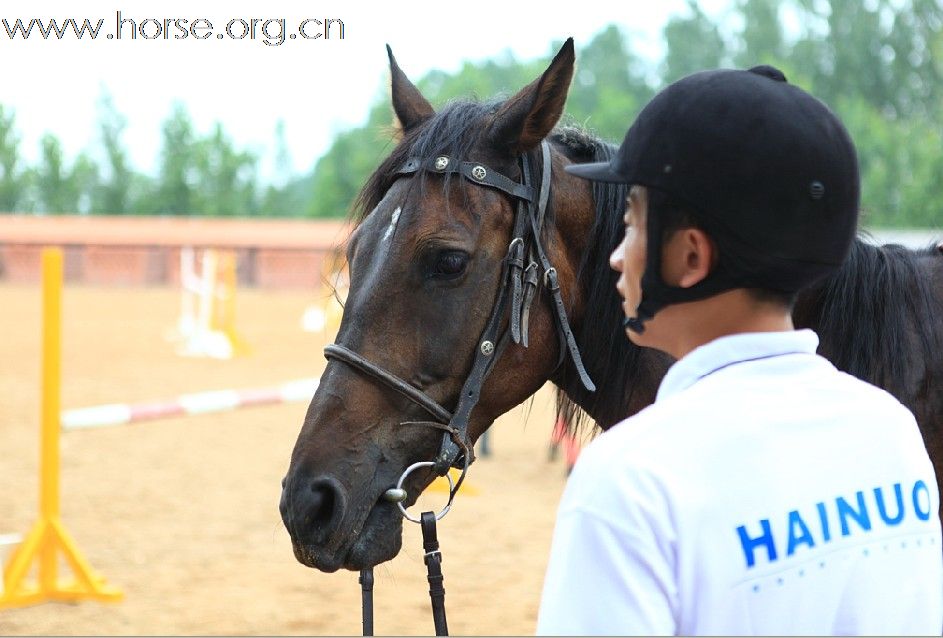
<box><xmin>279</xmin><ymin>39</ymin><xmax>616</xmax><ymax>572</ymax></box>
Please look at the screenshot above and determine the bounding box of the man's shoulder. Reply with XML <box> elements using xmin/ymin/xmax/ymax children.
<box><xmin>578</xmin><ymin>397</ymin><xmax>703</xmax><ymax>477</ymax></box>
<box><xmin>580</xmin><ymin>356</ymin><xmax>925</xmax><ymax>488</ymax></box>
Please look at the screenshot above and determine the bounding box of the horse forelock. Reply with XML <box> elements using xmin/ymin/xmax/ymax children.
<box><xmin>354</xmin><ymin>99</ymin><xmax>507</xmax><ymax>226</ymax></box>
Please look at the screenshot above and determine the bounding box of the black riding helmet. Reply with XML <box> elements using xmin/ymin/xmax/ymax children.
<box><xmin>566</xmin><ymin>65</ymin><xmax>860</xmax><ymax>332</ymax></box>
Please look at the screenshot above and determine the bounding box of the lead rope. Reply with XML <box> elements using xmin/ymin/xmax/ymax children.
<box><xmin>360</xmin><ymin>568</ymin><xmax>374</xmax><ymax>636</ymax></box>
<box><xmin>421</xmin><ymin>511</ymin><xmax>449</xmax><ymax>635</ymax></box>
<box><xmin>359</xmin><ymin>513</ymin><xmax>449</xmax><ymax>636</ymax></box>
<box><xmin>361</xmin><ymin>459</ymin><xmax>462</xmax><ymax>636</ymax></box>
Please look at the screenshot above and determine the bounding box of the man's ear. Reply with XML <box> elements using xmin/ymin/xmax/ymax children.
<box><xmin>661</xmin><ymin>228</ymin><xmax>716</xmax><ymax>288</ymax></box>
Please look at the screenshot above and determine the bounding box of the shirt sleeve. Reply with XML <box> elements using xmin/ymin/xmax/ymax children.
<box><xmin>536</xmin><ymin>507</ymin><xmax>677</xmax><ymax>635</ymax></box>
<box><xmin>536</xmin><ymin>444</ymin><xmax>679</xmax><ymax>636</ymax></box>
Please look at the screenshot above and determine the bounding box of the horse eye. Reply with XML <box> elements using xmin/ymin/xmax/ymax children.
<box><xmin>432</xmin><ymin>251</ymin><xmax>469</xmax><ymax>278</ymax></box>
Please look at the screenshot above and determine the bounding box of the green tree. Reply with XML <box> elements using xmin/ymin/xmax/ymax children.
<box><xmin>417</xmin><ymin>51</ymin><xmax>547</xmax><ymax>104</ymax></box>
<box><xmin>734</xmin><ymin>0</ymin><xmax>786</xmax><ymax>67</ymax></box>
<box><xmin>261</xmin><ymin>119</ymin><xmax>299</xmax><ymax>215</ymax></box>
<box><xmin>152</xmin><ymin>103</ymin><xmax>197</xmax><ymax>215</ymax></box>
<box><xmin>307</xmin><ymin>119</ymin><xmax>391</xmax><ymax>218</ymax></box>
<box><xmin>192</xmin><ymin>122</ymin><xmax>258</xmax><ymax>216</ymax></box>
<box><xmin>273</xmin><ymin>119</ymin><xmax>292</xmax><ymax>183</ymax></box>
<box><xmin>0</xmin><ymin>105</ymin><xmax>26</xmax><ymax>211</ymax></box>
<box><xmin>662</xmin><ymin>1</ymin><xmax>727</xmax><ymax>84</ymax></box>
<box><xmin>789</xmin><ymin>0</ymin><xmax>943</xmax><ymax>119</ymax></box>
<box><xmin>92</xmin><ymin>90</ymin><xmax>133</xmax><ymax>214</ymax></box>
<box><xmin>566</xmin><ymin>25</ymin><xmax>653</xmax><ymax>140</ymax></box>
<box><xmin>35</xmin><ymin>133</ymin><xmax>98</xmax><ymax>213</ymax></box>
<box><xmin>820</xmin><ymin>2</ymin><xmax>894</xmax><ymax>113</ymax></box>
<box><xmin>836</xmin><ymin>94</ymin><xmax>943</xmax><ymax>227</ymax></box>
<box><xmin>781</xmin><ymin>0</ymin><xmax>943</xmax><ymax>225</ymax></box>
<box><xmin>884</xmin><ymin>0</ymin><xmax>943</xmax><ymax>118</ymax></box>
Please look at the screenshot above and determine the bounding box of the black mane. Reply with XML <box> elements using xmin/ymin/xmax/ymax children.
<box><xmin>549</xmin><ymin>128</ymin><xmax>669</xmax><ymax>434</ymax></box>
<box><xmin>794</xmin><ymin>238</ymin><xmax>943</xmax><ymax>418</ymax></box>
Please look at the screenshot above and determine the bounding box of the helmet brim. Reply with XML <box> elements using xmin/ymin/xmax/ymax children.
<box><xmin>564</xmin><ymin>160</ymin><xmax>629</xmax><ymax>183</ymax></box>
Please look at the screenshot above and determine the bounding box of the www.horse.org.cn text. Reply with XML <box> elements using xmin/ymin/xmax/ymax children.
<box><xmin>1</xmin><ymin>12</ymin><xmax>345</xmax><ymax>46</ymax></box>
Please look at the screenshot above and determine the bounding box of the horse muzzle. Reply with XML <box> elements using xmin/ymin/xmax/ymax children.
<box><xmin>280</xmin><ymin>468</ymin><xmax>407</xmax><ymax>572</ymax></box>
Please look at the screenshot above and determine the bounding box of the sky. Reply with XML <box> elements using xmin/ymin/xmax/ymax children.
<box><xmin>0</xmin><ymin>0</ymin><xmax>733</xmax><ymax>182</ymax></box>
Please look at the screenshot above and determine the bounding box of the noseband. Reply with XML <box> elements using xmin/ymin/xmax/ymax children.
<box><xmin>324</xmin><ymin>140</ymin><xmax>595</xmax><ymax>482</ymax></box>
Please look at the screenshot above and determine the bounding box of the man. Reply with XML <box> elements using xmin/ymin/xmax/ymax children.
<box><xmin>536</xmin><ymin>66</ymin><xmax>943</xmax><ymax>635</ymax></box>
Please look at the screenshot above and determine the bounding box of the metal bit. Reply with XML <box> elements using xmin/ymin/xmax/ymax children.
<box><xmin>383</xmin><ymin>487</ymin><xmax>407</xmax><ymax>503</ymax></box>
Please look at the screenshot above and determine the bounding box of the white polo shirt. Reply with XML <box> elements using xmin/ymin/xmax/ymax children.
<box><xmin>537</xmin><ymin>330</ymin><xmax>942</xmax><ymax>635</ymax></box>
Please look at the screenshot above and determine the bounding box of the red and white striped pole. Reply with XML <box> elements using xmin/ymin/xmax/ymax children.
<box><xmin>61</xmin><ymin>378</ymin><xmax>319</xmax><ymax>431</ymax></box>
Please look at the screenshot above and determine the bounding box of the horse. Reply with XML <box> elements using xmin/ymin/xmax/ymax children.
<box><xmin>280</xmin><ymin>39</ymin><xmax>943</xmax><ymax>574</ymax></box>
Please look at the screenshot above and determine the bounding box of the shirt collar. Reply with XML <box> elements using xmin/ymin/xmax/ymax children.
<box><xmin>656</xmin><ymin>329</ymin><xmax>820</xmax><ymax>402</ymax></box>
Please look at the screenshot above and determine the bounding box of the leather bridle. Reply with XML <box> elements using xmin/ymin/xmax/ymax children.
<box><xmin>327</xmin><ymin>140</ymin><xmax>597</xmax><ymax>636</ymax></box>
<box><xmin>324</xmin><ymin>140</ymin><xmax>596</xmax><ymax>488</ymax></box>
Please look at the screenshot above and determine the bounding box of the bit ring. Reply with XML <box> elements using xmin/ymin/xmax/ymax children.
<box><xmin>387</xmin><ymin>461</ymin><xmax>454</xmax><ymax>523</ymax></box>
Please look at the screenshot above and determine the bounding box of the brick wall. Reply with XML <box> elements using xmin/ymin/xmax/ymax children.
<box><xmin>0</xmin><ymin>215</ymin><xmax>349</xmax><ymax>289</ymax></box>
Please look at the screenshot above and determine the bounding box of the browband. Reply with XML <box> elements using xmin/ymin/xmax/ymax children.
<box><xmin>397</xmin><ymin>155</ymin><xmax>536</xmax><ymax>203</ymax></box>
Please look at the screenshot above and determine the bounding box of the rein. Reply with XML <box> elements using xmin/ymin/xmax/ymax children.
<box><xmin>325</xmin><ymin>140</ymin><xmax>596</xmax><ymax>635</ymax></box>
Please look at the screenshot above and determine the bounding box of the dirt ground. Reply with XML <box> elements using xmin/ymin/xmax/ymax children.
<box><xmin>0</xmin><ymin>283</ymin><xmax>578</xmax><ymax>635</ymax></box>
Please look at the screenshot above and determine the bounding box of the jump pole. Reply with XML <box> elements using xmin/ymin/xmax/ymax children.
<box><xmin>0</xmin><ymin>248</ymin><xmax>122</xmax><ymax>610</ymax></box>
<box><xmin>61</xmin><ymin>378</ymin><xmax>320</xmax><ymax>430</ymax></box>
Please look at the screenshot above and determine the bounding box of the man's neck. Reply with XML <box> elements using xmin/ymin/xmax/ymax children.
<box><xmin>655</xmin><ymin>289</ymin><xmax>794</xmax><ymax>360</ymax></box>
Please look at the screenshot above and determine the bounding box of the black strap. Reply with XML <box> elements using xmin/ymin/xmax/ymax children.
<box><xmin>324</xmin><ymin>344</ymin><xmax>453</xmax><ymax>424</ymax></box>
<box><xmin>519</xmin><ymin>143</ymin><xmax>553</xmax><ymax>347</ymax></box>
<box><xmin>509</xmin><ymin>237</ymin><xmax>526</xmax><ymax>344</ymax></box>
<box><xmin>522</xmin><ymin>147</ymin><xmax>596</xmax><ymax>392</ymax></box>
<box><xmin>359</xmin><ymin>568</ymin><xmax>374</xmax><ymax>636</ymax></box>
<box><xmin>520</xmin><ymin>263</ymin><xmax>540</xmax><ymax>347</ymax></box>
<box><xmin>421</xmin><ymin>512</ymin><xmax>449</xmax><ymax>636</ymax></box>
<box><xmin>433</xmin><ymin>233</ymin><xmax>516</xmax><ymax>473</ymax></box>
<box><xmin>536</xmin><ymin>141</ymin><xmax>552</xmax><ymax>229</ymax></box>
<box><xmin>509</xmin><ymin>193</ymin><xmax>535</xmax><ymax>344</ymax></box>
<box><xmin>397</xmin><ymin>156</ymin><xmax>535</xmax><ymax>202</ymax></box>
<box><xmin>432</xmin><ymin>142</ymin><xmax>560</xmax><ymax>472</ymax></box>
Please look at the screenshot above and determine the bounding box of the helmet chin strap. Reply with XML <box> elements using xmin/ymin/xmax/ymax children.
<box><xmin>620</xmin><ymin>196</ymin><xmax>750</xmax><ymax>336</ymax></box>
<box><xmin>623</xmin><ymin>314</ymin><xmax>649</xmax><ymax>334</ymax></box>
<box><xmin>623</xmin><ymin>302</ymin><xmax>656</xmax><ymax>334</ymax></box>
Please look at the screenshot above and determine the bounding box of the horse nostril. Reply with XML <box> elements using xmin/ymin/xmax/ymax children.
<box><xmin>308</xmin><ymin>482</ymin><xmax>335</xmax><ymax>527</ymax></box>
<box><xmin>301</xmin><ymin>477</ymin><xmax>345</xmax><ymax>544</ymax></box>
<box><xmin>280</xmin><ymin>472</ymin><xmax>346</xmax><ymax>546</ymax></box>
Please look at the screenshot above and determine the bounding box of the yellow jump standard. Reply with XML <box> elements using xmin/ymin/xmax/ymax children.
<box><xmin>0</xmin><ymin>248</ymin><xmax>122</xmax><ymax>609</ymax></box>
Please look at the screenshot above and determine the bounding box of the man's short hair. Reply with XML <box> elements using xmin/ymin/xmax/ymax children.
<box><xmin>648</xmin><ymin>187</ymin><xmax>798</xmax><ymax>310</ymax></box>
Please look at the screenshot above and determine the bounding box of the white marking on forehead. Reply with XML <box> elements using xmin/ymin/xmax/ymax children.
<box><xmin>382</xmin><ymin>207</ymin><xmax>402</xmax><ymax>242</ymax></box>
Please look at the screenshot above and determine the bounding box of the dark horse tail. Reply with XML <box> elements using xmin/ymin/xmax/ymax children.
<box><xmin>793</xmin><ymin>236</ymin><xmax>943</xmax><ymax>426</ymax></box>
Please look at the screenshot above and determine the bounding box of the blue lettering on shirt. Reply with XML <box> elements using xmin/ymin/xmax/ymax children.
<box><xmin>816</xmin><ymin>501</ymin><xmax>831</xmax><ymax>542</ymax></box>
<box><xmin>737</xmin><ymin>480</ymin><xmax>935</xmax><ymax>569</ymax></box>
<box><xmin>914</xmin><ymin>480</ymin><xmax>932</xmax><ymax>521</ymax></box>
<box><xmin>874</xmin><ymin>484</ymin><xmax>905</xmax><ymax>525</ymax></box>
<box><xmin>737</xmin><ymin>520</ymin><xmax>777</xmax><ymax>568</ymax></box>
<box><xmin>837</xmin><ymin>491</ymin><xmax>871</xmax><ymax>536</ymax></box>
<box><xmin>786</xmin><ymin>510</ymin><xmax>815</xmax><ymax>556</ymax></box>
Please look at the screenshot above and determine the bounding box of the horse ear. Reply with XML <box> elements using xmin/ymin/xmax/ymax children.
<box><xmin>387</xmin><ymin>45</ymin><xmax>434</xmax><ymax>133</ymax></box>
<box><xmin>489</xmin><ymin>38</ymin><xmax>575</xmax><ymax>154</ymax></box>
